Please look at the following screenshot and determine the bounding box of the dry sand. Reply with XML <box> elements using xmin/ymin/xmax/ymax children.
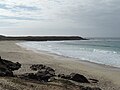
<box><xmin>0</xmin><ymin>41</ymin><xmax>120</xmax><ymax>90</ymax></box>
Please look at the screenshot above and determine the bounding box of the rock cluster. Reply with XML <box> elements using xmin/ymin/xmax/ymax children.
<box><xmin>21</xmin><ymin>64</ymin><xmax>90</xmax><ymax>83</ymax></box>
<box><xmin>0</xmin><ymin>57</ymin><xmax>21</xmax><ymax>76</ymax></box>
<box><xmin>0</xmin><ymin>59</ymin><xmax>101</xmax><ymax>90</ymax></box>
<box><xmin>20</xmin><ymin>64</ymin><xmax>55</xmax><ymax>82</ymax></box>
<box><xmin>22</xmin><ymin>64</ymin><xmax>90</xmax><ymax>83</ymax></box>
<box><xmin>25</xmin><ymin>64</ymin><xmax>101</xmax><ymax>90</ymax></box>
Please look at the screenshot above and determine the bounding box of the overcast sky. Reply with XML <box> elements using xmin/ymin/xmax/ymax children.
<box><xmin>0</xmin><ymin>0</ymin><xmax>120</xmax><ymax>37</ymax></box>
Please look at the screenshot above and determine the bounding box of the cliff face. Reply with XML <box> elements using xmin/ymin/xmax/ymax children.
<box><xmin>0</xmin><ymin>36</ymin><xmax>87</xmax><ymax>41</ymax></box>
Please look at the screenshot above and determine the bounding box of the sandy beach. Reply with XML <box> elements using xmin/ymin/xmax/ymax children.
<box><xmin>0</xmin><ymin>41</ymin><xmax>120</xmax><ymax>90</ymax></box>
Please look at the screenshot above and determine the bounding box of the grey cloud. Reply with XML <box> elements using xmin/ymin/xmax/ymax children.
<box><xmin>13</xmin><ymin>5</ymin><xmax>40</xmax><ymax>11</ymax></box>
<box><xmin>0</xmin><ymin>3</ymin><xmax>40</xmax><ymax>11</ymax></box>
<box><xmin>0</xmin><ymin>15</ymin><xmax>38</xmax><ymax>21</ymax></box>
<box><xmin>0</xmin><ymin>3</ymin><xmax>10</xmax><ymax>9</ymax></box>
<box><xmin>0</xmin><ymin>3</ymin><xmax>41</xmax><ymax>21</ymax></box>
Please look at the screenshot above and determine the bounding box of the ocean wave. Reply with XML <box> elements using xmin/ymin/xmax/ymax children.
<box><xmin>17</xmin><ymin>40</ymin><xmax>120</xmax><ymax>68</ymax></box>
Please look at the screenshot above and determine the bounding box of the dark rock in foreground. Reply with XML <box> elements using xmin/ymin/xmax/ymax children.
<box><xmin>0</xmin><ymin>56</ymin><xmax>21</xmax><ymax>76</ymax></box>
<box><xmin>70</xmin><ymin>73</ymin><xmax>90</xmax><ymax>83</ymax></box>
<box><xmin>30</xmin><ymin>64</ymin><xmax>46</xmax><ymax>71</ymax></box>
<box><xmin>58</xmin><ymin>73</ymin><xmax>90</xmax><ymax>83</ymax></box>
<box><xmin>20</xmin><ymin>64</ymin><xmax>55</xmax><ymax>82</ymax></box>
<box><xmin>0</xmin><ymin>56</ymin><xmax>102</xmax><ymax>90</ymax></box>
<box><xmin>0</xmin><ymin>57</ymin><xmax>101</xmax><ymax>90</ymax></box>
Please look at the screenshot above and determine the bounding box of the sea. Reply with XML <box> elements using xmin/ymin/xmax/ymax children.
<box><xmin>17</xmin><ymin>38</ymin><xmax>120</xmax><ymax>68</ymax></box>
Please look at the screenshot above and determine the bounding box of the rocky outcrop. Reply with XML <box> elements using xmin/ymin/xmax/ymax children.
<box><xmin>0</xmin><ymin>57</ymin><xmax>21</xmax><ymax>76</ymax></box>
<box><xmin>20</xmin><ymin>64</ymin><xmax>55</xmax><ymax>82</ymax></box>
<box><xmin>26</xmin><ymin>64</ymin><xmax>101</xmax><ymax>89</ymax></box>
<box><xmin>30</xmin><ymin>64</ymin><xmax>55</xmax><ymax>74</ymax></box>
<box><xmin>23</xmin><ymin>64</ymin><xmax>99</xmax><ymax>84</ymax></box>
<box><xmin>58</xmin><ymin>73</ymin><xmax>89</xmax><ymax>83</ymax></box>
<box><xmin>30</xmin><ymin>64</ymin><xmax>46</xmax><ymax>71</ymax></box>
<box><xmin>70</xmin><ymin>73</ymin><xmax>90</xmax><ymax>83</ymax></box>
<box><xmin>0</xmin><ymin>60</ymin><xmax>101</xmax><ymax>90</ymax></box>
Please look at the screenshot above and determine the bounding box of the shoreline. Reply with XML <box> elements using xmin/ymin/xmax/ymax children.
<box><xmin>17</xmin><ymin>41</ymin><xmax>120</xmax><ymax>70</ymax></box>
<box><xmin>0</xmin><ymin>41</ymin><xmax>120</xmax><ymax>90</ymax></box>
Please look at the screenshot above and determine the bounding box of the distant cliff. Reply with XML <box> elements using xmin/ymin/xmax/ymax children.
<box><xmin>0</xmin><ymin>35</ymin><xmax>88</xmax><ymax>41</ymax></box>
